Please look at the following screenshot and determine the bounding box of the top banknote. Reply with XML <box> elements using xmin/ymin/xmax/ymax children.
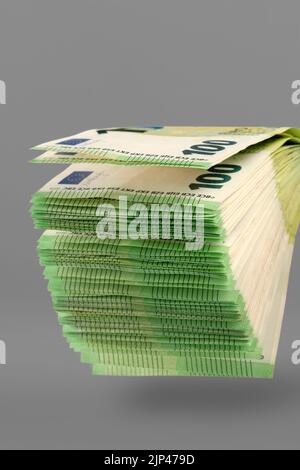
<box><xmin>32</xmin><ymin>126</ymin><xmax>300</xmax><ymax>169</ymax></box>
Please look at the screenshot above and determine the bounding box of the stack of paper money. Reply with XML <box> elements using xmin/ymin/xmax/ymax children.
<box><xmin>31</xmin><ymin>127</ymin><xmax>300</xmax><ymax>377</ymax></box>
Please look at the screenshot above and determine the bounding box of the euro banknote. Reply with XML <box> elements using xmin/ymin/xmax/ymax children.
<box><xmin>32</xmin><ymin>126</ymin><xmax>300</xmax><ymax>168</ymax></box>
<box><xmin>30</xmin><ymin>128</ymin><xmax>300</xmax><ymax>378</ymax></box>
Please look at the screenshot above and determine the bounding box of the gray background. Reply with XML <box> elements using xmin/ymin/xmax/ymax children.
<box><xmin>0</xmin><ymin>0</ymin><xmax>300</xmax><ymax>450</ymax></box>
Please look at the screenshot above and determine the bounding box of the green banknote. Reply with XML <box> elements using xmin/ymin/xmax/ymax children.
<box><xmin>30</xmin><ymin>128</ymin><xmax>300</xmax><ymax>378</ymax></box>
<box><xmin>32</xmin><ymin>126</ymin><xmax>300</xmax><ymax>168</ymax></box>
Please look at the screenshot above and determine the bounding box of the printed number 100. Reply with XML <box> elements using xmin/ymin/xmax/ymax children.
<box><xmin>183</xmin><ymin>140</ymin><xmax>237</xmax><ymax>156</ymax></box>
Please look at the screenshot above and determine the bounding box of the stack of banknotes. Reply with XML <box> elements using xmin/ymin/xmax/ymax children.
<box><xmin>31</xmin><ymin>127</ymin><xmax>300</xmax><ymax>378</ymax></box>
